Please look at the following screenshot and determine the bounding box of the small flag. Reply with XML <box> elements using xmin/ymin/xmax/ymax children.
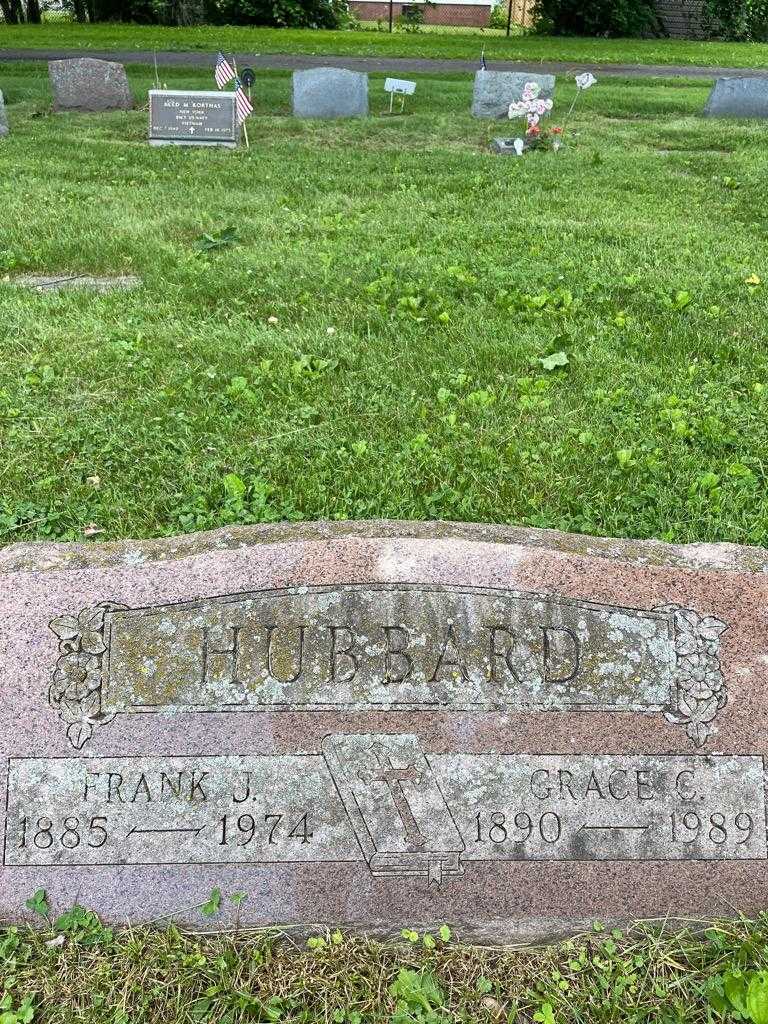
<box><xmin>215</xmin><ymin>52</ymin><xmax>236</xmax><ymax>90</ymax></box>
<box><xmin>480</xmin><ymin>48</ymin><xmax>487</xmax><ymax>71</ymax></box>
<box><xmin>233</xmin><ymin>78</ymin><xmax>253</xmax><ymax>124</ymax></box>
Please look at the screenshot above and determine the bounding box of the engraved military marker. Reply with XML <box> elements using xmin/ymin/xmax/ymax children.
<box><xmin>148</xmin><ymin>89</ymin><xmax>238</xmax><ymax>147</ymax></box>
<box><xmin>2</xmin><ymin>520</ymin><xmax>768</xmax><ymax>940</ymax></box>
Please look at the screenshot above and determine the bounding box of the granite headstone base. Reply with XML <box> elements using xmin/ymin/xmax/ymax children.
<box><xmin>2</xmin><ymin>520</ymin><xmax>768</xmax><ymax>941</ymax></box>
<box><xmin>49</xmin><ymin>58</ymin><xmax>133</xmax><ymax>113</ymax></box>
<box><xmin>704</xmin><ymin>77</ymin><xmax>768</xmax><ymax>118</ymax></box>
<box><xmin>292</xmin><ymin>68</ymin><xmax>369</xmax><ymax>118</ymax></box>
<box><xmin>472</xmin><ymin>70</ymin><xmax>555</xmax><ymax>119</ymax></box>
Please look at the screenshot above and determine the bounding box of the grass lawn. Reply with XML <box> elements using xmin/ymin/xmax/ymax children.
<box><xmin>1</xmin><ymin>65</ymin><xmax>768</xmax><ymax>547</ymax></box>
<box><xmin>5</xmin><ymin>913</ymin><xmax>768</xmax><ymax>1023</ymax></box>
<box><xmin>4</xmin><ymin>21</ymin><xmax>768</xmax><ymax>67</ymax></box>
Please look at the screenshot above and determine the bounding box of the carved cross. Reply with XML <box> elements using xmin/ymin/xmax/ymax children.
<box><xmin>358</xmin><ymin>742</ymin><xmax>427</xmax><ymax>850</ymax></box>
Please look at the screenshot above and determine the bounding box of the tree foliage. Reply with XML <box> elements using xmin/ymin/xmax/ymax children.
<box><xmin>702</xmin><ymin>0</ymin><xmax>768</xmax><ymax>40</ymax></box>
<box><xmin>1</xmin><ymin>0</ymin><xmax>350</xmax><ymax>25</ymax></box>
<box><xmin>212</xmin><ymin>0</ymin><xmax>350</xmax><ymax>27</ymax></box>
<box><xmin>0</xmin><ymin>0</ymin><xmax>36</xmax><ymax>23</ymax></box>
<box><xmin>532</xmin><ymin>0</ymin><xmax>661</xmax><ymax>37</ymax></box>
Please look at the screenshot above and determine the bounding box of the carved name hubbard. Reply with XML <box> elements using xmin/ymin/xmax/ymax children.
<box><xmin>47</xmin><ymin>584</ymin><xmax>727</xmax><ymax>749</ymax></box>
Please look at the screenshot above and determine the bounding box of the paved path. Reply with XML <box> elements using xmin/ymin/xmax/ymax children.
<box><xmin>0</xmin><ymin>47</ymin><xmax>765</xmax><ymax>78</ymax></box>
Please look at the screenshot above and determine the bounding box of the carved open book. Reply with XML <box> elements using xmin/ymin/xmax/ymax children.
<box><xmin>322</xmin><ymin>733</ymin><xmax>465</xmax><ymax>886</ymax></box>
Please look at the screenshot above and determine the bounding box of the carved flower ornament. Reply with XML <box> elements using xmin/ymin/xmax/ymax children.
<box><xmin>51</xmin><ymin>606</ymin><xmax>108</xmax><ymax>654</ymax></box>
<box><xmin>50</xmin><ymin>652</ymin><xmax>101</xmax><ymax>703</ymax></box>
<box><xmin>49</xmin><ymin>602</ymin><xmax>127</xmax><ymax>749</ymax></box>
<box><xmin>658</xmin><ymin>605</ymin><xmax>728</xmax><ymax>748</ymax></box>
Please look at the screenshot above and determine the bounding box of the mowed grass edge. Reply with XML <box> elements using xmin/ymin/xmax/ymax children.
<box><xmin>3</xmin><ymin>21</ymin><xmax>768</xmax><ymax>68</ymax></box>
<box><xmin>3</xmin><ymin>912</ymin><xmax>768</xmax><ymax>1023</ymax></box>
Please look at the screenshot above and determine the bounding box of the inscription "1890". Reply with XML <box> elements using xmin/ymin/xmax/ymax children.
<box><xmin>47</xmin><ymin>585</ymin><xmax>727</xmax><ymax>749</ymax></box>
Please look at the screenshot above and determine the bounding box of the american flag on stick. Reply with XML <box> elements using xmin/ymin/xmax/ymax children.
<box><xmin>215</xmin><ymin>51</ymin><xmax>236</xmax><ymax>89</ymax></box>
<box><xmin>233</xmin><ymin>77</ymin><xmax>254</xmax><ymax>124</ymax></box>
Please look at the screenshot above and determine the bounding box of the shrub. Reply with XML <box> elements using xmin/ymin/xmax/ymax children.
<box><xmin>702</xmin><ymin>0</ymin><xmax>768</xmax><ymax>40</ymax></box>
<box><xmin>36</xmin><ymin>0</ymin><xmax>352</xmax><ymax>25</ymax></box>
<box><xmin>488</xmin><ymin>1</ymin><xmax>508</xmax><ymax>29</ymax></box>
<box><xmin>532</xmin><ymin>0</ymin><xmax>661</xmax><ymax>37</ymax></box>
<box><xmin>396</xmin><ymin>0</ymin><xmax>435</xmax><ymax>31</ymax></box>
<box><xmin>210</xmin><ymin>0</ymin><xmax>351</xmax><ymax>27</ymax></box>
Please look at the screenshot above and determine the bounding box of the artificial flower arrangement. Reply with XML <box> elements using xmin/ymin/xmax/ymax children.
<box><xmin>506</xmin><ymin>72</ymin><xmax>597</xmax><ymax>155</ymax></box>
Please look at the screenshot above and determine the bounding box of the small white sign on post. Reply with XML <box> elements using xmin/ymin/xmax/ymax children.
<box><xmin>384</xmin><ymin>77</ymin><xmax>417</xmax><ymax>113</ymax></box>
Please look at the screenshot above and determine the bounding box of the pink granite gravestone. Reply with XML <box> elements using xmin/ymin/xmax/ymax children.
<box><xmin>48</xmin><ymin>58</ymin><xmax>133</xmax><ymax>113</ymax></box>
<box><xmin>1</xmin><ymin>519</ymin><xmax>768</xmax><ymax>941</ymax></box>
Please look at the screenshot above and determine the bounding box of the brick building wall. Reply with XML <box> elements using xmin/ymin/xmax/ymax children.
<box><xmin>349</xmin><ymin>1</ymin><xmax>493</xmax><ymax>27</ymax></box>
<box><xmin>351</xmin><ymin>0</ymin><xmax>707</xmax><ymax>36</ymax></box>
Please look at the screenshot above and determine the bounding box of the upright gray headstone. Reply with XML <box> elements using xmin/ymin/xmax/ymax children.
<box><xmin>0</xmin><ymin>91</ymin><xmax>8</xmax><ymax>138</ymax></box>
<box><xmin>704</xmin><ymin>77</ymin><xmax>768</xmax><ymax>119</ymax></box>
<box><xmin>292</xmin><ymin>68</ymin><xmax>368</xmax><ymax>119</ymax></box>
<box><xmin>472</xmin><ymin>70</ymin><xmax>555</xmax><ymax>119</ymax></box>
<box><xmin>48</xmin><ymin>58</ymin><xmax>133</xmax><ymax>113</ymax></box>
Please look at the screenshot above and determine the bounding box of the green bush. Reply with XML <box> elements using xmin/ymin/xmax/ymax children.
<box><xmin>42</xmin><ymin>0</ymin><xmax>351</xmax><ymax>25</ymax></box>
<box><xmin>213</xmin><ymin>0</ymin><xmax>351</xmax><ymax>27</ymax></box>
<box><xmin>702</xmin><ymin>0</ymin><xmax>768</xmax><ymax>40</ymax></box>
<box><xmin>532</xmin><ymin>0</ymin><xmax>661</xmax><ymax>37</ymax></box>
<box><xmin>488</xmin><ymin>1</ymin><xmax>508</xmax><ymax>29</ymax></box>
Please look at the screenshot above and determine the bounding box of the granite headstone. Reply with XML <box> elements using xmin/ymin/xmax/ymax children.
<box><xmin>472</xmin><ymin>70</ymin><xmax>555</xmax><ymax>119</ymax></box>
<box><xmin>292</xmin><ymin>68</ymin><xmax>368</xmax><ymax>119</ymax></box>
<box><xmin>2</xmin><ymin>519</ymin><xmax>768</xmax><ymax>941</ymax></box>
<box><xmin>149</xmin><ymin>90</ymin><xmax>238</xmax><ymax>147</ymax></box>
<box><xmin>0</xmin><ymin>91</ymin><xmax>8</xmax><ymax>138</ymax></box>
<box><xmin>49</xmin><ymin>58</ymin><xmax>133</xmax><ymax>113</ymax></box>
<box><xmin>704</xmin><ymin>77</ymin><xmax>768</xmax><ymax>119</ymax></box>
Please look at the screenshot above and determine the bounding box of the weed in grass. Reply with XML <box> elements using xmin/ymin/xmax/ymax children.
<box><xmin>195</xmin><ymin>226</ymin><xmax>239</xmax><ymax>254</ymax></box>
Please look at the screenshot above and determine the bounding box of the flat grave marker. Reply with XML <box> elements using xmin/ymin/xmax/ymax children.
<box><xmin>2</xmin><ymin>520</ymin><xmax>768</xmax><ymax>940</ymax></box>
<box><xmin>149</xmin><ymin>90</ymin><xmax>238</xmax><ymax>148</ymax></box>
<box><xmin>48</xmin><ymin>58</ymin><xmax>133</xmax><ymax>113</ymax></box>
<box><xmin>490</xmin><ymin>137</ymin><xmax>525</xmax><ymax>156</ymax></box>
<box><xmin>704</xmin><ymin>77</ymin><xmax>768</xmax><ymax>119</ymax></box>
<box><xmin>9</xmin><ymin>274</ymin><xmax>141</xmax><ymax>293</ymax></box>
